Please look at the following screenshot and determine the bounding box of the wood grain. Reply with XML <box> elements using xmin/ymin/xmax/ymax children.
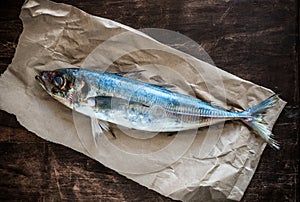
<box><xmin>0</xmin><ymin>0</ymin><xmax>298</xmax><ymax>201</ymax></box>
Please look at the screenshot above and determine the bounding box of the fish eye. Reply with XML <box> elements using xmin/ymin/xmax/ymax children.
<box><xmin>53</xmin><ymin>76</ymin><xmax>65</xmax><ymax>88</ymax></box>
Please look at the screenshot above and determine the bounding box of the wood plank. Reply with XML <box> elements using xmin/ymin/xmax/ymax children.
<box><xmin>0</xmin><ymin>0</ymin><xmax>298</xmax><ymax>201</ymax></box>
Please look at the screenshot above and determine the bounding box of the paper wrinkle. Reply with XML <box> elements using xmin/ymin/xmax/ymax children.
<box><xmin>0</xmin><ymin>0</ymin><xmax>286</xmax><ymax>201</ymax></box>
<box><xmin>23</xmin><ymin>0</ymin><xmax>71</xmax><ymax>17</ymax></box>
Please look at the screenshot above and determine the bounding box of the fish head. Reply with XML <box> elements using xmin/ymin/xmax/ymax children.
<box><xmin>35</xmin><ymin>68</ymin><xmax>78</xmax><ymax>109</ymax></box>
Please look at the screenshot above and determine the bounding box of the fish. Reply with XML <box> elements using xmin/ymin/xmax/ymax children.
<box><xmin>35</xmin><ymin>68</ymin><xmax>280</xmax><ymax>149</ymax></box>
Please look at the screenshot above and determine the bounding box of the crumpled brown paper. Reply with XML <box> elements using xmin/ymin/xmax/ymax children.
<box><xmin>0</xmin><ymin>0</ymin><xmax>286</xmax><ymax>201</ymax></box>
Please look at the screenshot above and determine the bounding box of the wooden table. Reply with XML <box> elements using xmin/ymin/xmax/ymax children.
<box><xmin>0</xmin><ymin>0</ymin><xmax>298</xmax><ymax>201</ymax></box>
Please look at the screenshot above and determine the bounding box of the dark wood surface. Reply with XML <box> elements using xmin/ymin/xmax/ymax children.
<box><xmin>0</xmin><ymin>0</ymin><xmax>298</xmax><ymax>201</ymax></box>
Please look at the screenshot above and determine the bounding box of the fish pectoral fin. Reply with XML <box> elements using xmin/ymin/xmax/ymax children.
<box><xmin>98</xmin><ymin>119</ymin><xmax>110</xmax><ymax>131</ymax></box>
<box><xmin>91</xmin><ymin>118</ymin><xmax>112</xmax><ymax>143</ymax></box>
<box><xmin>91</xmin><ymin>96</ymin><xmax>149</xmax><ymax>109</ymax></box>
<box><xmin>83</xmin><ymin>96</ymin><xmax>126</xmax><ymax>110</ymax></box>
<box><xmin>80</xmin><ymin>97</ymin><xmax>96</xmax><ymax>107</ymax></box>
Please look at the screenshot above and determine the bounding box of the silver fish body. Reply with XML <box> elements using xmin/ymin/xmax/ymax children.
<box><xmin>36</xmin><ymin>68</ymin><xmax>280</xmax><ymax>149</ymax></box>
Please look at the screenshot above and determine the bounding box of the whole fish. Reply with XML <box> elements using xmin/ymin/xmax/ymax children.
<box><xmin>35</xmin><ymin>68</ymin><xmax>280</xmax><ymax>149</ymax></box>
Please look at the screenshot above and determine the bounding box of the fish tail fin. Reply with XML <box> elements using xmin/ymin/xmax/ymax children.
<box><xmin>241</xmin><ymin>94</ymin><xmax>280</xmax><ymax>150</ymax></box>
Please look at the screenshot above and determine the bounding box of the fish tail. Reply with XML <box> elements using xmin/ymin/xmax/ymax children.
<box><xmin>241</xmin><ymin>94</ymin><xmax>280</xmax><ymax>150</ymax></box>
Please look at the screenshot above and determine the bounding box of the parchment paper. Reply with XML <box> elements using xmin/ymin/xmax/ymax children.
<box><xmin>0</xmin><ymin>0</ymin><xmax>286</xmax><ymax>201</ymax></box>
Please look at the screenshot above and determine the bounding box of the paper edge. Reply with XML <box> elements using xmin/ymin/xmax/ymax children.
<box><xmin>0</xmin><ymin>0</ymin><xmax>289</xmax><ymax>201</ymax></box>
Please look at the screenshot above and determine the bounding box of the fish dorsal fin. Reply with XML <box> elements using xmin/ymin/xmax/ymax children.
<box><xmin>149</xmin><ymin>83</ymin><xmax>175</xmax><ymax>89</ymax></box>
<box><xmin>114</xmin><ymin>69</ymin><xmax>146</xmax><ymax>76</ymax></box>
<box><xmin>114</xmin><ymin>70</ymin><xmax>175</xmax><ymax>89</ymax></box>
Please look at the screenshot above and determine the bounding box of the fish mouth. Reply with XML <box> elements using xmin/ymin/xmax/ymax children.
<box><xmin>35</xmin><ymin>74</ymin><xmax>51</xmax><ymax>92</ymax></box>
<box><xmin>35</xmin><ymin>75</ymin><xmax>44</xmax><ymax>85</ymax></box>
<box><xmin>35</xmin><ymin>75</ymin><xmax>46</xmax><ymax>89</ymax></box>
